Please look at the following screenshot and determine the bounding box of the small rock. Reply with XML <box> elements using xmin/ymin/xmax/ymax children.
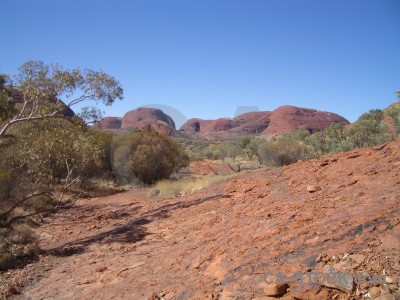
<box><xmin>322</xmin><ymin>257</ymin><xmax>330</xmax><ymax>263</ymax></box>
<box><xmin>388</xmin><ymin>284</ymin><xmax>398</xmax><ymax>291</ymax></box>
<box><xmin>289</xmin><ymin>281</ymin><xmax>322</xmax><ymax>300</ymax></box>
<box><xmin>307</xmin><ymin>185</ymin><xmax>321</xmax><ymax>193</ymax></box>
<box><xmin>333</xmin><ymin>261</ymin><xmax>351</xmax><ymax>271</ymax></box>
<box><xmin>368</xmin><ymin>286</ymin><xmax>381</xmax><ymax>298</ymax></box>
<box><xmin>264</xmin><ymin>283</ymin><xmax>288</xmax><ymax>297</ymax></box>
<box><xmin>385</xmin><ymin>276</ymin><xmax>394</xmax><ymax>284</ymax></box>
<box><xmin>149</xmin><ymin>293</ymin><xmax>159</xmax><ymax>300</ymax></box>
<box><xmin>380</xmin><ymin>234</ymin><xmax>400</xmax><ymax>250</ymax></box>
<box><xmin>392</xmin><ymin>264</ymin><xmax>400</xmax><ymax>272</ymax></box>
<box><xmin>323</xmin><ymin>265</ymin><xmax>354</xmax><ymax>294</ymax></box>
<box><xmin>213</xmin><ymin>280</ymin><xmax>221</xmax><ymax>286</ymax></box>
<box><xmin>331</xmin><ymin>255</ymin><xmax>339</xmax><ymax>263</ymax></box>
<box><xmin>348</xmin><ymin>254</ymin><xmax>366</xmax><ymax>265</ymax></box>
<box><xmin>164</xmin><ymin>291</ymin><xmax>175</xmax><ymax>300</ymax></box>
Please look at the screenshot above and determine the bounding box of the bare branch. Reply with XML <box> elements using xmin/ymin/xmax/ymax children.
<box><xmin>0</xmin><ymin>114</ymin><xmax>77</xmax><ymax>137</ymax></box>
<box><xmin>0</xmin><ymin>192</ymin><xmax>52</xmax><ymax>221</ymax></box>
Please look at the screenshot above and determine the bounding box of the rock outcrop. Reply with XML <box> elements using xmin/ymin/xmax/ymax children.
<box><xmin>10</xmin><ymin>141</ymin><xmax>400</xmax><ymax>299</ymax></box>
<box><xmin>97</xmin><ymin>117</ymin><xmax>122</xmax><ymax>129</ymax></box>
<box><xmin>97</xmin><ymin>107</ymin><xmax>177</xmax><ymax>135</ymax></box>
<box><xmin>179</xmin><ymin>105</ymin><xmax>349</xmax><ymax>136</ymax></box>
<box><xmin>264</xmin><ymin>105</ymin><xmax>350</xmax><ymax>135</ymax></box>
<box><xmin>7</xmin><ymin>87</ymin><xmax>75</xmax><ymax>117</ymax></box>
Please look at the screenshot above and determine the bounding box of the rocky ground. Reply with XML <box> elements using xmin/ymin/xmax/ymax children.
<box><xmin>1</xmin><ymin>141</ymin><xmax>399</xmax><ymax>299</ymax></box>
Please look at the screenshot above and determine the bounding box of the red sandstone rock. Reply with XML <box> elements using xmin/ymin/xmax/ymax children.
<box><xmin>98</xmin><ymin>107</ymin><xmax>177</xmax><ymax>135</ymax></box>
<box><xmin>3</xmin><ymin>141</ymin><xmax>399</xmax><ymax>299</ymax></box>
<box><xmin>264</xmin><ymin>105</ymin><xmax>350</xmax><ymax>135</ymax></box>
<box><xmin>263</xmin><ymin>283</ymin><xmax>288</xmax><ymax>296</ymax></box>
<box><xmin>180</xmin><ymin>105</ymin><xmax>349</xmax><ymax>136</ymax></box>
<box><xmin>97</xmin><ymin>117</ymin><xmax>122</xmax><ymax>129</ymax></box>
<box><xmin>307</xmin><ymin>185</ymin><xmax>322</xmax><ymax>192</ymax></box>
<box><xmin>380</xmin><ymin>234</ymin><xmax>400</xmax><ymax>250</ymax></box>
<box><xmin>7</xmin><ymin>87</ymin><xmax>75</xmax><ymax>117</ymax></box>
<box><xmin>121</xmin><ymin>107</ymin><xmax>176</xmax><ymax>131</ymax></box>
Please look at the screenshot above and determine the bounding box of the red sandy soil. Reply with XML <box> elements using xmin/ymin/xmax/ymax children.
<box><xmin>1</xmin><ymin>142</ymin><xmax>400</xmax><ymax>299</ymax></box>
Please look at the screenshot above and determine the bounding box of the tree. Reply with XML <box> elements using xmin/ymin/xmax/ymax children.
<box><xmin>0</xmin><ymin>74</ymin><xmax>15</xmax><ymax>122</ymax></box>
<box><xmin>385</xmin><ymin>99</ymin><xmax>400</xmax><ymax>138</ymax></box>
<box><xmin>347</xmin><ymin>110</ymin><xmax>390</xmax><ymax>148</ymax></box>
<box><xmin>0</xmin><ymin>61</ymin><xmax>123</xmax><ymax>267</ymax></box>
<box><xmin>0</xmin><ymin>60</ymin><xmax>123</xmax><ymax>211</ymax></box>
<box><xmin>0</xmin><ymin>60</ymin><xmax>123</xmax><ymax>139</ymax></box>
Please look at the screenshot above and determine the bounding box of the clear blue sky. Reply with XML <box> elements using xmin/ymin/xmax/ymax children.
<box><xmin>2</xmin><ymin>0</ymin><xmax>399</xmax><ymax>128</ymax></box>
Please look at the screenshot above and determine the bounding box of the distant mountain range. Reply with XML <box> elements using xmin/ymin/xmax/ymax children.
<box><xmin>96</xmin><ymin>105</ymin><xmax>350</xmax><ymax>138</ymax></box>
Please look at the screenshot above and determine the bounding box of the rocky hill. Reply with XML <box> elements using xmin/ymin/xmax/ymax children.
<box><xmin>7</xmin><ymin>87</ymin><xmax>75</xmax><ymax>117</ymax></box>
<box><xmin>264</xmin><ymin>105</ymin><xmax>350</xmax><ymax>135</ymax></box>
<box><xmin>97</xmin><ymin>105</ymin><xmax>349</xmax><ymax>137</ymax></box>
<box><xmin>180</xmin><ymin>105</ymin><xmax>349</xmax><ymax>137</ymax></box>
<box><xmin>97</xmin><ymin>107</ymin><xmax>177</xmax><ymax>135</ymax></box>
<box><xmin>3</xmin><ymin>141</ymin><xmax>399</xmax><ymax>299</ymax></box>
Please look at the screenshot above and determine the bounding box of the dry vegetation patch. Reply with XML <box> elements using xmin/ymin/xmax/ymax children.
<box><xmin>148</xmin><ymin>174</ymin><xmax>235</xmax><ymax>198</ymax></box>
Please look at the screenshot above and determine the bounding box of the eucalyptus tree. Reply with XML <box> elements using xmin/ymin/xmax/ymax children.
<box><xmin>0</xmin><ymin>61</ymin><xmax>123</xmax><ymax>230</ymax></box>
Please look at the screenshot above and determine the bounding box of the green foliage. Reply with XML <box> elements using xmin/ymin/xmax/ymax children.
<box><xmin>92</xmin><ymin>130</ymin><xmax>114</xmax><ymax>173</ymax></box>
<box><xmin>0</xmin><ymin>74</ymin><xmax>15</xmax><ymax>122</ymax></box>
<box><xmin>202</xmin><ymin>141</ymin><xmax>242</xmax><ymax>161</ymax></box>
<box><xmin>0</xmin><ymin>61</ymin><xmax>123</xmax><ymax>269</ymax></box>
<box><xmin>113</xmin><ymin>129</ymin><xmax>189</xmax><ymax>184</ymax></box>
<box><xmin>12</xmin><ymin>119</ymin><xmax>103</xmax><ymax>185</ymax></box>
<box><xmin>1</xmin><ymin>60</ymin><xmax>123</xmax><ymax>138</ymax></box>
<box><xmin>280</xmin><ymin>126</ymin><xmax>311</xmax><ymax>142</ymax></box>
<box><xmin>385</xmin><ymin>102</ymin><xmax>400</xmax><ymax>136</ymax></box>
<box><xmin>346</xmin><ymin>118</ymin><xmax>389</xmax><ymax>148</ymax></box>
<box><xmin>272</xmin><ymin>107</ymin><xmax>392</xmax><ymax>162</ymax></box>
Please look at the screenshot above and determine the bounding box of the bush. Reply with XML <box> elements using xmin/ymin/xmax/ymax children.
<box><xmin>113</xmin><ymin>129</ymin><xmax>189</xmax><ymax>184</ymax></box>
<box><xmin>92</xmin><ymin>130</ymin><xmax>114</xmax><ymax>173</ymax></box>
<box><xmin>11</xmin><ymin>119</ymin><xmax>103</xmax><ymax>186</ymax></box>
<box><xmin>258</xmin><ymin>140</ymin><xmax>306</xmax><ymax>166</ymax></box>
<box><xmin>385</xmin><ymin>102</ymin><xmax>400</xmax><ymax>137</ymax></box>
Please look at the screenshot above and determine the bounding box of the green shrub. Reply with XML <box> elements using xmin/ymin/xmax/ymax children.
<box><xmin>385</xmin><ymin>102</ymin><xmax>400</xmax><ymax>137</ymax></box>
<box><xmin>113</xmin><ymin>129</ymin><xmax>189</xmax><ymax>184</ymax></box>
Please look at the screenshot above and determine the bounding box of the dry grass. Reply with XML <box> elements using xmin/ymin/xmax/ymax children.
<box><xmin>6</xmin><ymin>223</ymin><xmax>34</xmax><ymax>245</ymax></box>
<box><xmin>0</xmin><ymin>224</ymin><xmax>39</xmax><ymax>270</ymax></box>
<box><xmin>80</xmin><ymin>178</ymin><xmax>129</xmax><ymax>197</ymax></box>
<box><xmin>148</xmin><ymin>174</ymin><xmax>234</xmax><ymax>199</ymax></box>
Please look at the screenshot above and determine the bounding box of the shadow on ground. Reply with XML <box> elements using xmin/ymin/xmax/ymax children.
<box><xmin>49</xmin><ymin>193</ymin><xmax>223</xmax><ymax>257</ymax></box>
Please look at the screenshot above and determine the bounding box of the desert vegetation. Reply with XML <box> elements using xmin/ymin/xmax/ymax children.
<box><xmin>0</xmin><ymin>61</ymin><xmax>124</xmax><ymax>269</ymax></box>
<box><xmin>0</xmin><ymin>61</ymin><xmax>194</xmax><ymax>270</ymax></box>
<box><xmin>179</xmin><ymin>98</ymin><xmax>399</xmax><ymax>168</ymax></box>
<box><xmin>148</xmin><ymin>174</ymin><xmax>234</xmax><ymax>198</ymax></box>
<box><xmin>112</xmin><ymin>129</ymin><xmax>189</xmax><ymax>185</ymax></box>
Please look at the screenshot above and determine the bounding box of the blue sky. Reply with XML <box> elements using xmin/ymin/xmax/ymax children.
<box><xmin>2</xmin><ymin>0</ymin><xmax>399</xmax><ymax>128</ymax></box>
